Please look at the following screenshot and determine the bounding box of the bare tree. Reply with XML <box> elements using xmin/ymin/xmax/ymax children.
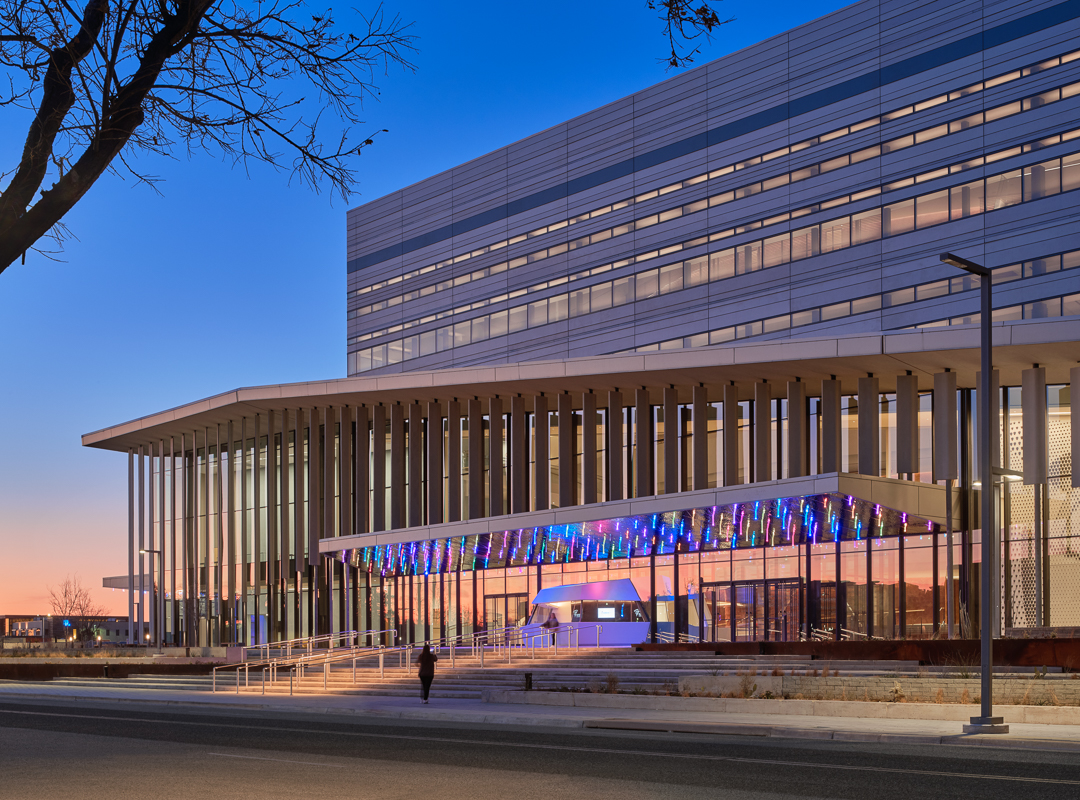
<box><xmin>0</xmin><ymin>0</ymin><xmax>417</xmax><ymax>274</ymax></box>
<box><xmin>47</xmin><ymin>574</ymin><xmax>106</xmax><ymax>642</ymax></box>
<box><xmin>649</xmin><ymin>1</ymin><xmax>733</xmax><ymax>68</ymax></box>
<box><xmin>0</xmin><ymin>1</ymin><xmax>726</xmax><ymax>276</ymax></box>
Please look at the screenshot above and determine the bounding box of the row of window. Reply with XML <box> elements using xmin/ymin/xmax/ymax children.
<box><xmin>916</xmin><ymin>292</ymin><xmax>1080</xmax><ymax>330</ymax></box>
<box><xmin>348</xmin><ymin>45</ymin><xmax>1080</xmax><ymax>310</ymax></box>
<box><xmin>633</xmin><ymin>290</ymin><xmax>1080</xmax><ymax>354</ymax></box>
<box><xmin>348</xmin><ymin>121</ymin><xmax>1080</xmax><ymax>347</ymax></box>
<box><xmin>630</xmin><ymin>245</ymin><xmax>1080</xmax><ymax>352</ymax></box>
<box><xmin>348</xmin><ymin>148</ymin><xmax>1080</xmax><ymax>374</ymax></box>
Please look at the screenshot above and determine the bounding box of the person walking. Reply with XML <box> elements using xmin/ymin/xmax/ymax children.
<box><xmin>543</xmin><ymin>609</ymin><xmax>559</xmax><ymax>647</ymax></box>
<box><xmin>416</xmin><ymin>643</ymin><xmax>438</xmax><ymax>704</ymax></box>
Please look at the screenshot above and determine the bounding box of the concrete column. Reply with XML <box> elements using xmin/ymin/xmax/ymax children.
<box><xmin>510</xmin><ymin>396</ymin><xmax>527</xmax><ymax>513</ymax></box>
<box><xmin>582</xmin><ymin>392</ymin><xmax>598</xmax><ymax>505</ymax></box>
<box><xmin>240</xmin><ymin>423</ymin><xmax>249</xmax><ymax>642</ymax></box>
<box><xmin>1022</xmin><ymin>367</ymin><xmax>1047</xmax><ymax>485</ymax></box>
<box><xmin>323</xmin><ymin>408</ymin><xmax>335</xmax><ymax>543</ymax></box>
<box><xmin>468</xmin><ymin>399</ymin><xmax>484</xmax><ymax>519</ymax></box>
<box><xmin>754</xmin><ymin>382</ymin><xmax>772</xmax><ymax>483</ymax></box>
<box><xmin>261</xmin><ymin>416</ymin><xmax>271</xmax><ymax>623</ymax></box>
<box><xmin>692</xmin><ymin>386</ymin><xmax>708</xmax><ymax>490</ymax></box>
<box><xmin>339</xmin><ymin>406</ymin><xmax>353</xmax><ymax>538</ymax></box>
<box><xmin>225</xmin><ymin>424</ymin><xmax>236</xmax><ymax>640</ymax></box>
<box><xmin>858</xmin><ymin>376</ymin><xmax>880</xmax><ymax>477</ymax></box>
<box><xmin>606</xmin><ymin>391</ymin><xmax>623</xmax><ymax>501</ymax></box>
<box><xmin>160</xmin><ymin>437</ymin><xmax>168</xmax><ymax>646</ymax></box>
<box><xmin>408</xmin><ymin>403</ymin><xmax>423</xmax><ymax>527</ymax></box>
<box><xmin>287</xmin><ymin>414</ymin><xmax>298</xmax><ymax>631</ymax></box>
<box><xmin>1072</xmin><ymin>367</ymin><xmax>1080</xmax><ymax>489</ymax></box>
<box><xmin>128</xmin><ymin>448</ymin><xmax>135</xmax><ymax>644</ymax></box>
<box><xmin>390</xmin><ymin>404</ymin><xmax>406</xmax><ymax>529</ymax></box>
<box><xmin>354</xmin><ymin>405</ymin><xmax>369</xmax><ymax>534</ymax></box>
<box><xmin>138</xmin><ymin>445</ymin><xmax>145</xmax><ymax>644</ymax></box>
<box><xmin>1023</xmin><ymin>366</ymin><xmax>1048</xmax><ymax>626</ymax></box>
<box><xmin>427</xmin><ymin>402</ymin><xmax>443</xmax><ymax>524</ymax></box>
<box><xmin>723</xmin><ymin>384</ymin><xmax>741</xmax><ymax>486</ymax></box>
<box><xmin>149</xmin><ymin>440</ymin><xmax>156</xmax><ymax>646</ymax></box>
<box><xmin>821</xmin><ymin>379</ymin><xmax>842</xmax><ymax>474</ymax></box>
<box><xmin>249</xmin><ymin>420</ymin><xmax>261</xmax><ymax>644</ymax></box>
<box><xmin>308</xmin><ymin>409</ymin><xmax>321</xmax><ymax>566</ymax></box>
<box><xmin>489</xmin><ymin>397</ymin><xmax>504</xmax><ymax>516</ymax></box>
<box><xmin>558</xmin><ymin>393</ymin><xmax>574</xmax><ymax>507</ymax></box>
<box><xmin>896</xmin><ymin>374</ymin><xmax>919</xmax><ymax>477</ymax></box>
<box><xmin>787</xmin><ymin>381</ymin><xmax>807</xmax><ymax>478</ymax></box>
<box><xmin>534</xmin><ymin>395</ymin><xmax>549</xmax><ymax>510</ymax></box>
<box><xmin>635</xmin><ymin>389</ymin><xmax>653</xmax><ymax>498</ymax></box>
<box><xmin>446</xmin><ymin>401</ymin><xmax>462</xmax><ymax>522</ymax></box>
<box><xmin>933</xmin><ymin>372</ymin><xmax>958</xmax><ymax>481</ymax></box>
<box><xmin>278</xmin><ymin>412</ymin><xmax>291</xmax><ymax>630</ymax></box>
<box><xmin>663</xmin><ymin>387</ymin><xmax>679</xmax><ymax>494</ymax></box>
<box><xmin>203</xmin><ymin>428</ymin><xmax>212</xmax><ymax>643</ymax></box>
<box><xmin>372</xmin><ymin>405</ymin><xmax>386</xmax><ymax>532</ymax></box>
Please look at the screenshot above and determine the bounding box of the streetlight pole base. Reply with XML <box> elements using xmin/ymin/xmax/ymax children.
<box><xmin>963</xmin><ymin>716</ymin><xmax>1009</xmax><ymax>734</ymax></box>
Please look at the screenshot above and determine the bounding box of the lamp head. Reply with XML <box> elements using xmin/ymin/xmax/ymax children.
<box><xmin>940</xmin><ymin>252</ymin><xmax>991</xmax><ymax>277</ymax></box>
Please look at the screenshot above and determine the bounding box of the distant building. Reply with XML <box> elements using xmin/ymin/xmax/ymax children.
<box><xmin>84</xmin><ymin>0</ymin><xmax>1080</xmax><ymax>647</ymax></box>
<box><xmin>1</xmin><ymin>616</ymin><xmax>60</xmax><ymax>642</ymax></box>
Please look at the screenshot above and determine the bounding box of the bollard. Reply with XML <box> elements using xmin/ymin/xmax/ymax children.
<box><xmin>323</xmin><ymin>665</ymin><xmax>327</xmax><ymax>690</ymax></box>
<box><xmin>479</xmin><ymin>644</ymin><xmax>484</xmax><ymax>669</ymax></box>
<box><xmin>262</xmin><ymin>668</ymin><xmax>265</xmax><ymax>695</ymax></box>
<box><xmin>353</xmin><ymin>657</ymin><xmax>357</xmax><ymax>684</ymax></box>
<box><xmin>379</xmin><ymin>650</ymin><xmax>384</xmax><ymax>679</ymax></box>
<box><xmin>290</xmin><ymin>670</ymin><xmax>294</xmax><ymax>696</ymax></box>
<box><xmin>236</xmin><ymin>669</ymin><xmax>240</xmax><ymax>694</ymax></box>
<box><xmin>213</xmin><ymin>670</ymin><xmax>216</xmax><ymax>693</ymax></box>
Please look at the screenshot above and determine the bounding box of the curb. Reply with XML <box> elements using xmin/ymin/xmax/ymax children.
<box><xmin>583</xmin><ymin>718</ymin><xmax>1080</xmax><ymax>752</ymax></box>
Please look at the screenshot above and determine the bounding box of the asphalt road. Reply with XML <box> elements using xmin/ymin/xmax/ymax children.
<box><xmin>1</xmin><ymin>700</ymin><xmax>1078</xmax><ymax>800</ymax></box>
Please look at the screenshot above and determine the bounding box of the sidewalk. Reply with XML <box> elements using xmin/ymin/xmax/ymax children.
<box><xmin>1</xmin><ymin>679</ymin><xmax>1078</xmax><ymax>752</ymax></box>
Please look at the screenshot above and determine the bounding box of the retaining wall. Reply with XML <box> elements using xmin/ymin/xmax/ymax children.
<box><xmin>678</xmin><ymin>674</ymin><xmax>1080</xmax><ymax>705</ymax></box>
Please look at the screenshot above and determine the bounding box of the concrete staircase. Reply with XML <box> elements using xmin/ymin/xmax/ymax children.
<box><xmin>210</xmin><ymin>649</ymin><xmax>938</xmax><ymax>699</ymax></box>
<box><xmin>31</xmin><ymin>649</ymin><xmax>1065</xmax><ymax>699</ymax></box>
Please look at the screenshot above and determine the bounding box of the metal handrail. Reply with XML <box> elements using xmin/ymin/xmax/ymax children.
<box><xmin>241</xmin><ymin>629</ymin><xmax>398</xmax><ymax>661</ymax></box>
<box><xmin>523</xmin><ymin>623</ymin><xmax>603</xmax><ymax>655</ymax></box>
<box><xmin>212</xmin><ymin>621</ymin><xmax>610</xmax><ymax>693</ymax></box>
<box><xmin>655</xmin><ymin>630</ymin><xmax>701</xmax><ymax>644</ymax></box>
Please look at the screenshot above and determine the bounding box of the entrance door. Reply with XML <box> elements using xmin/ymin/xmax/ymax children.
<box><xmin>734</xmin><ymin>583</ymin><xmax>763</xmax><ymax>641</ymax></box>
<box><xmin>484</xmin><ymin>594</ymin><xmax>529</xmax><ymax>643</ymax></box>
<box><xmin>766</xmin><ymin>580</ymin><xmax>801</xmax><ymax>642</ymax></box>
<box><xmin>702</xmin><ymin>584</ymin><xmax>733</xmax><ymax>642</ymax></box>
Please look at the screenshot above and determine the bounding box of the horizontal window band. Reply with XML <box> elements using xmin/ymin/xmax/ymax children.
<box><xmin>349</xmin><ymin>74</ymin><xmax>1080</xmax><ymax>322</ymax></box>
<box><xmin>349</xmin><ymin>151</ymin><xmax>1080</xmax><ymax>374</ymax></box>
<box><xmin>348</xmin><ymin>127</ymin><xmax>1080</xmax><ymax>346</ymax></box>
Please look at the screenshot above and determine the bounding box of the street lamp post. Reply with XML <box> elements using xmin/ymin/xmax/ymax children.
<box><xmin>939</xmin><ymin>252</ymin><xmax>1008</xmax><ymax>735</ymax></box>
<box><xmin>139</xmin><ymin>548</ymin><xmax>162</xmax><ymax>650</ymax></box>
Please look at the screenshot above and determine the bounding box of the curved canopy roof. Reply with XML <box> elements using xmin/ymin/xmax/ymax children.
<box><xmin>532</xmin><ymin>578</ymin><xmax>642</xmax><ymax>605</ymax></box>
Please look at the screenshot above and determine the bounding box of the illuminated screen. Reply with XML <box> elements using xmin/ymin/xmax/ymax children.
<box><xmin>597</xmin><ymin>607</ymin><xmax>616</xmax><ymax>619</ymax></box>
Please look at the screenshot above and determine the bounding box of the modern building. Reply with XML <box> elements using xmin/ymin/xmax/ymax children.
<box><xmin>84</xmin><ymin>0</ymin><xmax>1080</xmax><ymax>647</ymax></box>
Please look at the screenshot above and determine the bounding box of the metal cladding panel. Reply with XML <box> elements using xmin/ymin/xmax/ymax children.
<box><xmin>346</xmin><ymin>0</ymin><xmax>1080</xmax><ymax>377</ymax></box>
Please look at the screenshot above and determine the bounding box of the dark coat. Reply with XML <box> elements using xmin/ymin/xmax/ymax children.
<box><xmin>416</xmin><ymin>649</ymin><xmax>438</xmax><ymax>677</ymax></box>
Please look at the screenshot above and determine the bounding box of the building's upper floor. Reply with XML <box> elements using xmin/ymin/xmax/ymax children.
<box><xmin>345</xmin><ymin>0</ymin><xmax>1080</xmax><ymax>377</ymax></box>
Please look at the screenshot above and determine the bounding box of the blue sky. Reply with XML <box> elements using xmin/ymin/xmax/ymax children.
<box><xmin>0</xmin><ymin>0</ymin><xmax>852</xmax><ymax>613</ymax></box>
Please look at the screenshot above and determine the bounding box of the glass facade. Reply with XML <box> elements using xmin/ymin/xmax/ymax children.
<box><xmin>341</xmin><ymin>494</ymin><xmax>941</xmax><ymax>644</ymax></box>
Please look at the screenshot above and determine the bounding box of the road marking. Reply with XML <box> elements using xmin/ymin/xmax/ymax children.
<box><xmin>207</xmin><ymin>752</ymin><xmax>348</xmax><ymax>767</ymax></box>
<box><xmin>1</xmin><ymin>706</ymin><xmax>1077</xmax><ymax>785</ymax></box>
